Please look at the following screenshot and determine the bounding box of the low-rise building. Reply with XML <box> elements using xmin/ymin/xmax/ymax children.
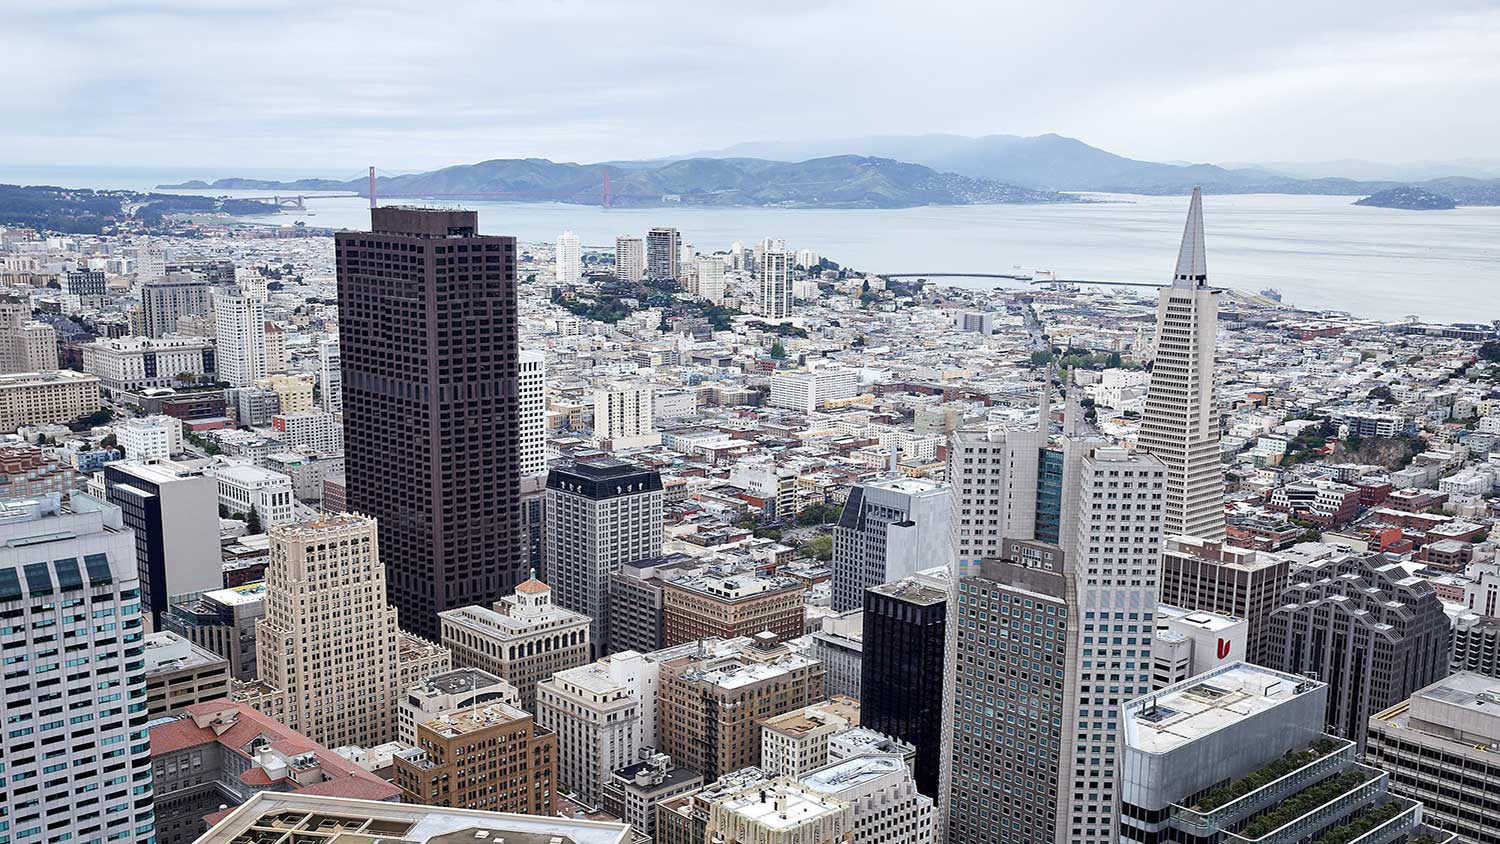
<box><xmin>0</xmin><ymin>444</ymin><xmax>78</xmax><ymax>501</ymax></box>
<box><xmin>1368</xmin><ymin>672</ymin><xmax>1500</xmax><ymax>844</ymax></box>
<box><xmin>206</xmin><ymin>462</ymin><xmax>296</xmax><ymax>526</ymax></box>
<box><xmin>707</xmin><ymin>775</ymin><xmax>854</xmax><ymax>844</ymax></box>
<box><xmin>759</xmin><ymin>696</ymin><xmax>861</xmax><ymax>777</ymax></box>
<box><xmin>800</xmin><ymin>754</ymin><xmax>934</xmax><ymax>844</ymax></box>
<box><xmin>398</xmin><ymin>667</ymin><xmax>519</xmax><ymax>746</ymax></box>
<box><xmin>0</xmin><ymin>369</ymin><xmax>101</xmax><ymax>431</ymax></box>
<box><xmin>601</xmin><ymin>754</ymin><xmax>703</xmax><ymax>840</ymax></box>
<box><xmin>440</xmin><ymin>577</ymin><xmax>591</xmax><ymax>710</ymax></box>
<box><xmin>163</xmin><ymin>582</ymin><xmax>265</xmax><ymax>681</ymax></box>
<box><xmin>144</xmin><ymin>630</ymin><xmax>232</xmax><ymax>718</ymax></box>
<box><xmin>149</xmin><ymin>701</ymin><xmax>401</xmax><ymax>844</ymax></box>
<box><xmin>116</xmin><ymin>414</ymin><xmax>184</xmax><ymax>460</ymax></box>
<box><xmin>662</xmin><ymin>564</ymin><xmax>806</xmax><ymax>646</ymax></box>
<box><xmin>392</xmin><ymin>702</ymin><xmax>557</xmax><ymax>816</ymax></box>
<box><xmin>271</xmin><ymin>409</ymin><xmax>343</xmax><ymax>454</ymax></box>
<box><xmin>193</xmin><ymin>792</ymin><xmax>631</xmax><ymax>844</ymax></box>
<box><xmin>81</xmin><ymin>335</ymin><xmax>215</xmax><ymax>394</ymax></box>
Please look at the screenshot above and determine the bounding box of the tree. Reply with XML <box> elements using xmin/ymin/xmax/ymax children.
<box><xmin>770</xmin><ymin>341</ymin><xmax>786</xmax><ymax>360</ymax></box>
<box><xmin>1481</xmin><ymin>340</ymin><xmax>1500</xmax><ymax>362</ymax></box>
<box><xmin>1106</xmin><ymin>351</ymin><xmax>1123</xmax><ymax>368</ymax></box>
<box><xmin>100</xmin><ymin>433</ymin><xmax>117</xmax><ymax>449</ymax></box>
<box><xmin>245</xmin><ymin>508</ymin><xmax>263</xmax><ymax>535</ymax></box>
<box><xmin>800</xmin><ymin>535</ymin><xmax>834</xmax><ymax>562</ymax></box>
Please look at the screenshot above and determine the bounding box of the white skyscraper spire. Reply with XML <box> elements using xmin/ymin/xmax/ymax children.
<box><xmin>1172</xmin><ymin>186</ymin><xmax>1208</xmax><ymax>287</ymax></box>
<box><xmin>1139</xmin><ymin>187</ymin><xmax>1225</xmax><ymax>540</ymax></box>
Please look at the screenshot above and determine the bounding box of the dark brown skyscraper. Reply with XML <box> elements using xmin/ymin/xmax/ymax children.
<box><xmin>336</xmin><ymin>207</ymin><xmax>524</xmax><ymax>640</ymax></box>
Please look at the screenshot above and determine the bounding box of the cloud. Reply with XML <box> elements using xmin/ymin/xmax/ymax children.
<box><xmin>4</xmin><ymin>0</ymin><xmax>1497</xmax><ymax>173</ymax></box>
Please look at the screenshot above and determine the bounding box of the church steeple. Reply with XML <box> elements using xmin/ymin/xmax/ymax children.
<box><xmin>1173</xmin><ymin>187</ymin><xmax>1208</xmax><ymax>288</ymax></box>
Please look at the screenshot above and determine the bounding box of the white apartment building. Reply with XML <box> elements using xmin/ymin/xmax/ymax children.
<box><xmin>760</xmin><ymin>697</ymin><xmax>861</xmax><ymax>777</ymax></box>
<box><xmin>761</xmin><ymin>249</ymin><xmax>792</xmax><ymax>319</ymax></box>
<box><xmin>213</xmin><ymin>287</ymin><xmax>267</xmax><ymax>388</ymax></box>
<box><xmin>615</xmin><ymin>236</ymin><xmax>644</xmax><ymax>282</ymax></box>
<box><xmin>318</xmin><ymin>338</ymin><xmax>341</xmax><ymax>413</ymax></box>
<box><xmin>801</xmin><ymin>754</ymin><xmax>935</xmax><ymax>844</ymax></box>
<box><xmin>697</xmin><ymin>256</ymin><xmax>726</xmax><ymax>304</ymax></box>
<box><xmin>593</xmin><ymin>381</ymin><xmax>660</xmax><ymax>450</ymax></box>
<box><xmin>557</xmin><ymin>230</ymin><xmax>583</xmax><ymax>284</ymax></box>
<box><xmin>0</xmin><ymin>494</ymin><xmax>157</xmax><ymax>844</ymax></box>
<box><xmin>519</xmin><ymin>350</ymin><xmax>546</xmax><ymax>477</ymax></box>
<box><xmin>1092</xmin><ymin>367</ymin><xmax>1151</xmax><ymax>409</ymax></box>
<box><xmin>272</xmin><ymin>410</ymin><xmax>343</xmax><ymax>454</ymax></box>
<box><xmin>206</xmin><ymin>462</ymin><xmax>296</xmax><ymax>526</ymax></box>
<box><xmin>769</xmin><ymin>368</ymin><xmax>858</xmax><ymax>413</ymax></box>
<box><xmin>81</xmin><ymin>335</ymin><xmax>216</xmax><ymax>394</ymax></box>
<box><xmin>116</xmin><ymin>414</ymin><xmax>184</xmax><ymax>460</ymax></box>
<box><xmin>398</xmin><ymin>667</ymin><xmax>519</xmax><ymax>746</ymax></box>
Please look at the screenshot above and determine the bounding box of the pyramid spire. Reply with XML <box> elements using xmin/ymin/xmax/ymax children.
<box><xmin>1172</xmin><ymin>187</ymin><xmax>1207</xmax><ymax>288</ymax></box>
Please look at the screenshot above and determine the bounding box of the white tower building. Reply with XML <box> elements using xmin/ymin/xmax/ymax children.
<box><xmin>615</xmin><ymin>236</ymin><xmax>644</xmax><ymax>282</ymax></box>
<box><xmin>213</xmin><ymin>287</ymin><xmax>268</xmax><ymax>388</ymax></box>
<box><xmin>519</xmin><ymin>350</ymin><xmax>546</xmax><ymax>477</ymax></box>
<box><xmin>1137</xmin><ymin>188</ymin><xmax>1225</xmax><ymax>541</ymax></box>
<box><xmin>761</xmin><ymin>249</ymin><xmax>791</xmax><ymax>319</ymax></box>
<box><xmin>556</xmin><ymin>230</ymin><xmax>583</xmax><ymax>285</ymax></box>
<box><xmin>318</xmin><ymin>337</ymin><xmax>342</xmax><ymax>413</ymax></box>
<box><xmin>696</xmin><ymin>257</ymin><xmax>726</xmax><ymax>305</ymax></box>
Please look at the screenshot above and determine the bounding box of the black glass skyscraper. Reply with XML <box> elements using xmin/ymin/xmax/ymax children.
<box><xmin>863</xmin><ymin>577</ymin><xmax>947</xmax><ymax>798</ymax></box>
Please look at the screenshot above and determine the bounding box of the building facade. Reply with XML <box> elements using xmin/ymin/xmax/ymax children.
<box><xmin>831</xmin><ymin>475</ymin><xmax>952</xmax><ymax>612</ymax></box>
<box><xmin>392</xmin><ymin>702</ymin><xmax>557</xmax><ymax>815</ymax></box>
<box><xmin>1157</xmin><ymin>534</ymin><xmax>1289</xmax><ymax>665</ymax></box>
<box><xmin>646</xmin><ymin>227</ymin><xmax>680</xmax><ymax>281</ymax></box>
<box><xmin>337</xmin><ymin>207</ymin><xmax>525</xmax><ymax>641</ymax></box>
<box><xmin>101</xmin><ymin>459</ymin><xmax>221</xmax><ymax>628</ymax></box>
<box><xmin>615</xmin><ymin>235</ymin><xmax>644</xmax><ymax>282</ymax></box>
<box><xmin>662</xmin><ymin>566</ymin><xmax>806</xmax><ymax>646</ymax></box>
<box><xmin>213</xmin><ymin>287</ymin><xmax>267</xmax><ymax>388</ymax></box>
<box><xmin>0</xmin><ymin>495</ymin><xmax>157</xmax><ymax>844</ymax></box>
<box><xmin>438</xmin><ymin>577</ymin><xmax>590</xmax><ymax>710</ymax></box>
<box><xmin>863</xmin><ymin>576</ymin><xmax>946</xmax><ymax>799</ymax></box>
<box><xmin>546</xmin><ymin>459</ymin><xmax>664</xmax><ymax>656</ymax></box>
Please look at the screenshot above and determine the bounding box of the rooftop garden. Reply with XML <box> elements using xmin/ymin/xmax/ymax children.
<box><xmin>1237</xmin><ymin>770</ymin><xmax>1370</xmax><ymax>841</ymax></box>
<box><xmin>1310</xmin><ymin>801</ymin><xmax>1404</xmax><ymax>844</ymax></box>
<box><xmin>1195</xmin><ymin>739</ymin><xmax>1343</xmax><ymax>812</ymax></box>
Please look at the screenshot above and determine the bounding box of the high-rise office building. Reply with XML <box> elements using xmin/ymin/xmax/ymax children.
<box><xmin>1120</xmin><ymin>662</ymin><xmax>1453</xmax><ymax>844</ymax></box>
<box><xmin>662</xmin><ymin>565</ymin><xmax>807</xmax><ymax>646</ymax></box>
<box><xmin>1158</xmin><ymin>534</ymin><xmax>1289</xmax><ymax>665</ymax></box>
<box><xmin>1137</xmin><ymin>187</ymin><xmax>1226</xmax><ymax>541</ymax></box>
<box><xmin>761</xmin><ymin>249</ymin><xmax>791</xmax><ymax>319</ymax></box>
<box><xmin>759</xmin><ymin>696</ymin><xmax>862</xmax><ymax>777</ymax></box>
<box><xmin>646</xmin><ymin>227</ymin><xmax>680</xmax><ymax>281</ymax></box>
<box><xmin>519</xmin><ymin>350</ymin><xmax>546</xmax><ymax>477</ymax></box>
<box><xmin>809</xmin><ymin>610</ymin><xmax>863</xmax><ymax>699</ymax></box>
<box><xmin>0</xmin><ymin>494</ymin><xmax>157</xmax><ymax>844</ymax></box>
<box><xmin>239</xmin><ymin>514</ymin><xmax>451</xmax><ymax>750</ymax></box>
<box><xmin>831</xmin><ymin>475</ymin><xmax>952</xmax><ymax>612</ymax></box>
<box><xmin>1267</xmin><ymin>551</ymin><xmax>1450</xmax><ymax>751</ymax></box>
<box><xmin>696</xmin><ymin>256</ymin><xmax>726</xmax><ymax>304</ymax></box>
<box><xmin>140</xmin><ymin>272</ymin><xmax>214</xmax><ymax>338</ymax></box>
<box><xmin>546</xmin><ymin>459</ymin><xmax>663</xmax><ymax>656</ymax></box>
<box><xmin>317</xmin><ymin>336</ymin><xmax>341</xmax><ymax>413</ymax></box>
<box><xmin>337</xmin><ymin>207</ymin><xmax>525</xmax><ymax>641</ymax></box>
<box><xmin>102</xmin><ymin>459</ymin><xmax>221</xmax><ymax>629</ymax></box>
<box><xmin>163</xmin><ymin>582</ymin><xmax>265</xmax><ymax>681</ymax></box>
<box><xmin>615</xmin><ymin>235</ymin><xmax>645</xmax><ymax>282</ymax></box>
<box><xmin>607</xmin><ymin>555</ymin><xmax>699</xmax><ymax>654</ymax></box>
<box><xmin>556</xmin><ymin>230</ymin><xmax>583</xmax><ymax>284</ymax></box>
<box><xmin>863</xmin><ymin>575</ymin><xmax>947</xmax><ymax>798</ymax></box>
<box><xmin>942</xmin><ymin>442</ymin><xmax>1164</xmax><ymax>844</ymax></box>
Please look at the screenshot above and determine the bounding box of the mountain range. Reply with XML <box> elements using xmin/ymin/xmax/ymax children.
<box><xmin>162</xmin><ymin>155</ymin><xmax>1069</xmax><ymax>209</ymax></box>
<box><xmin>685</xmin><ymin>134</ymin><xmax>1500</xmax><ymax>201</ymax></box>
<box><xmin>161</xmin><ymin>134</ymin><xmax>1500</xmax><ymax>207</ymax></box>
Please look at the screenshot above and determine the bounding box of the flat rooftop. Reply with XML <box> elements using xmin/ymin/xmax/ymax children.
<box><xmin>717</xmin><ymin>782</ymin><xmax>846</xmax><ymax>831</ymax></box>
<box><xmin>801</xmin><ymin>754</ymin><xmax>907</xmax><ymax>794</ymax></box>
<box><xmin>1123</xmin><ymin>662</ymin><xmax>1325</xmax><ymax>755</ymax></box>
<box><xmin>196</xmin><ymin>792</ymin><xmax>630</xmax><ymax>844</ymax></box>
<box><xmin>421</xmin><ymin>667</ymin><xmax>509</xmax><ymax>696</ymax></box>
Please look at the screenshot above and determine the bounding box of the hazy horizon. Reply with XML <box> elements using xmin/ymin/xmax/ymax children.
<box><xmin>6</xmin><ymin>1</ymin><xmax>1498</xmax><ymax>176</ymax></box>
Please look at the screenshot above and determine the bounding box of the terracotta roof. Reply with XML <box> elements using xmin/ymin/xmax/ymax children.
<box><xmin>515</xmin><ymin>578</ymin><xmax>550</xmax><ymax>594</ymax></box>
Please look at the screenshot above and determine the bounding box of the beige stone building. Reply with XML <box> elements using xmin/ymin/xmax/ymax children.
<box><xmin>659</xmin><ymin>634</ymin><xmax>827</xmax><ymax>781</ymax></box>
<box><xmin>662</xmin><ymin>567</ymin><xmax>806</xmax><ymax>646</ymax></box>
<box><xmin>391</xmin><ymin>702</ymin><xmax>557</xmax><ymax>815</ymax></box>
<box><xmin>254</xmin><ymin>372</ymin><xmax>315</xmax><ymax>414</ymax></box>
<box><xmin>234</xmin><ymin>514</ymin><xmax>450</xmax><ymax>749</ymax></box>
<box><xmin>439</xmin><ymin>578</ymin><xmax>590</xmax><ymax>710</ymax></box>
<box><xmin>759</xmin><ymin>696</ymin><xmax>861</xmax><ymax>777</ymax></box>
<box><xmin>0</xmin><ymin>370</ymin><xmax>100</xmax><ymax>431</ymax></box>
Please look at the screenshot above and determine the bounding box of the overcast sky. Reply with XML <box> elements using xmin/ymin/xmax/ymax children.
<box><xmin>7</xmin><ymin>0</ymin><xmax>1499</xmax><ymax>175</ymax></box>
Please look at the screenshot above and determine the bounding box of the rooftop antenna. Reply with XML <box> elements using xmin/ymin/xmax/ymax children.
<box><xmin>368</xmin><ymin>166</ymin><xmax>377</xmax><ymax>210</ymax></box>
